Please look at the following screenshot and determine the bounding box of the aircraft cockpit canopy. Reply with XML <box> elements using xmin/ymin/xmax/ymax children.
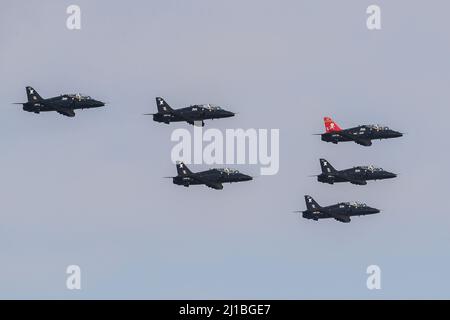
<box><xmin>347</xmin><ymin>201</ymin><xmax>367</xmax><ymax>208</ymax></box>
<box><xmin>218</xmin><ymin>168</ymin><xmax>239</xmax><ymax>174</ymax></box>
<box><xmin>204</xmin><ymin>104</ymin><xmax>222</xmax><ymax>110</ymax></box>
<box><xmin>368</xmin><ymin>124</ymin><xmax>390</xmax><ymax>131</ymax></box>
<box><xmin>68</xmin><ymin>93</ymin><xmax>92</xmax><ymax>101</ymax></box>
<box><xmin>362</xmin><ymin>165</ymin><xmax>383</xmax><ymax>172</ymax></box>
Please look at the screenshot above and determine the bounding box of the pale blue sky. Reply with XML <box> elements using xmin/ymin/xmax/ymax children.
<box><xmin>1</xmin><ymin>0</ymin><xmax>449</xmax><ymax>299</ymax></box>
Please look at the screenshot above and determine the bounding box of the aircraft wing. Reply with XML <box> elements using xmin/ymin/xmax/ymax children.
<box><xmin>320</xmin><ymin>208</ymin><xmax>351</xmax><ymax>223</ymax></box>
<box><xmin>334</xmin><ymin>173</ymin><xmax>367</xmax><ymax>185</ymax></box>
<box><xmin>172</xmin><ymin>110</ymin><xmax>200</xmax><ymax>124</ymax></box>
<box><xmin>348</xmin><ymin>179</ymin><xmax>367</xmax><ymax>185</ymax></box>
<box><xmin>204</xmin><ymin>181</ymin><xmax>224</xmax><ymax>190</ymax></box>
<box><xmin>334</xmin><ymin>131</ymin><xmax>372</xmax><ymax>146</ymax></box>
<box><xmin>55</xmin><ymin>107</ymin><xmax>76</xmax><ymax>117</ymax></box>
<box><xmin>191</xmin><ymin>175</ymin><xmax>224</xmax><ymax>190</ymax></box>
<box><xmin>315</xmin><ymin>207</ymin><xmax>350</xmax><ymax>223</ymax></box>
<box><xmin>329</xmin><ymin>212</ymin><xmax>351</xmax><ymax>223</ymax></box>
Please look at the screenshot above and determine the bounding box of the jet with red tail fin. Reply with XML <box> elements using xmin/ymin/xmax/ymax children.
<box><xmin>320</xmin><ymin>117</ymin><xmax>403</xmax><ymax>146</ymax></box>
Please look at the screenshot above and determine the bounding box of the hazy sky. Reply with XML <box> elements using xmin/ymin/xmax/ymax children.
<box><xmin>1</xmin><ymin>0</ymin><xmax>450</xmax><ymax>299</ymax></box>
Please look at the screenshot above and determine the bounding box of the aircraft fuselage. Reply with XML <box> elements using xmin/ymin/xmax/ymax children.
<box><xmin>302</xmin><ymin>203</ymin><xmax>380</xmax><ymax>222</ymax></box>
<box><xmin>321</xmin><ymin>125</ymin><xmax>403</xmax><ymax>146</ymax></box>
<box><xmin>23</xmin><ymin>95</ymin><xmax>105</xmax><ymax>116</ymax></box>
<box><xmin>318</xmin><ymin>167</ymin><xmax>397</xmax><ymax>185</ymax></box>
<box><xmin>173</xmin><ymin>169</ymin><xmax>252</xmax><ymax>187</ymax></box>
<box><xmin>153</xmin><ymin>106</ymin><xmax>234</xmax><ymax>125</ymax></box>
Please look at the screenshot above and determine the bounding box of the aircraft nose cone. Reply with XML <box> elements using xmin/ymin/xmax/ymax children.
<box><xmin>383</xmin><ymin>171</ymin><xmax>397</xmax><ymax>179</ymax></box>
<box><xmin>387</xmin><ymin>172</ymin><xmax>397</xmax><ymax>178</ymax></box>
<box><xmin>241</xmin><ymin>174</ymin><xmax>253</xmax><ymax>181</ymax></box>
<box><xmin>369</xmin><ymin>208</ymin><xmax>380</xmax><ymax>214</ymax></box>
<box><xmin>224</xmin><ymin>110</ymin><xmax>235</xmax><ymax>117</ymax></box>
<box><xmin>393</xmin><ymin>131</ymin><xmax>403</xmax><ymax>138</ymax></box>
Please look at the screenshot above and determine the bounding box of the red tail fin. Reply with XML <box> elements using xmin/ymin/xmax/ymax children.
<box><xmin>324</xmin><ymin>117</ymin><xmax>342</xmax><ymax>133</ymax></box>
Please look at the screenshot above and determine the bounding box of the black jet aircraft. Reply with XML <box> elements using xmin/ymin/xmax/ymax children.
<box><xmin>167</xmin><ymin>162</ymin><xmax>252</xmax><ymax>190</ymax></box>
<box><xmin>298</xmin><ymin>195</ymin><xmax>380</xmax><ymax>223</ymax></box>
<box><xmin>320</xmin><ymin>117</ymin><xmax>403</xmax><ymax>146</ymax></box>
<box><xmin>316</xmin><ymin>158</ymin><xmax>397</xmax><ymax>185</ymax></box>
<box><xmin>14</xmin><ymin>87</ymin><xmax>105</xmax><ymax>117</ymax></box>
<box><xmin>146</xmin><ymin>97</ymin><xmax>235</xmax><ymax>126</ymax></box>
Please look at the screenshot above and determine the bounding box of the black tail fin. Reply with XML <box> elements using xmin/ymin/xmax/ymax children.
<box><xmin>26</xmin><ymin>86</ymin><xmax>43</xmax><ymax>102</ymax></box>
<box><xmin>320</xmin><ymin>158</ymin><xmax>337</xmax><ymax>174</ymax></box>
<box><xmin>305</xmin><ymin>195</ymin><xmax>321</xmax><ymax>211</ymax></box>
<box><xmin>176</xmin><ymin>161</ymin><xmax>193</xmax><ymax>176</ymax></box>
<box><xmin>156</xmin><ymin>97</ymin><xmax>174</xmax><ymax>114</ymax></box>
